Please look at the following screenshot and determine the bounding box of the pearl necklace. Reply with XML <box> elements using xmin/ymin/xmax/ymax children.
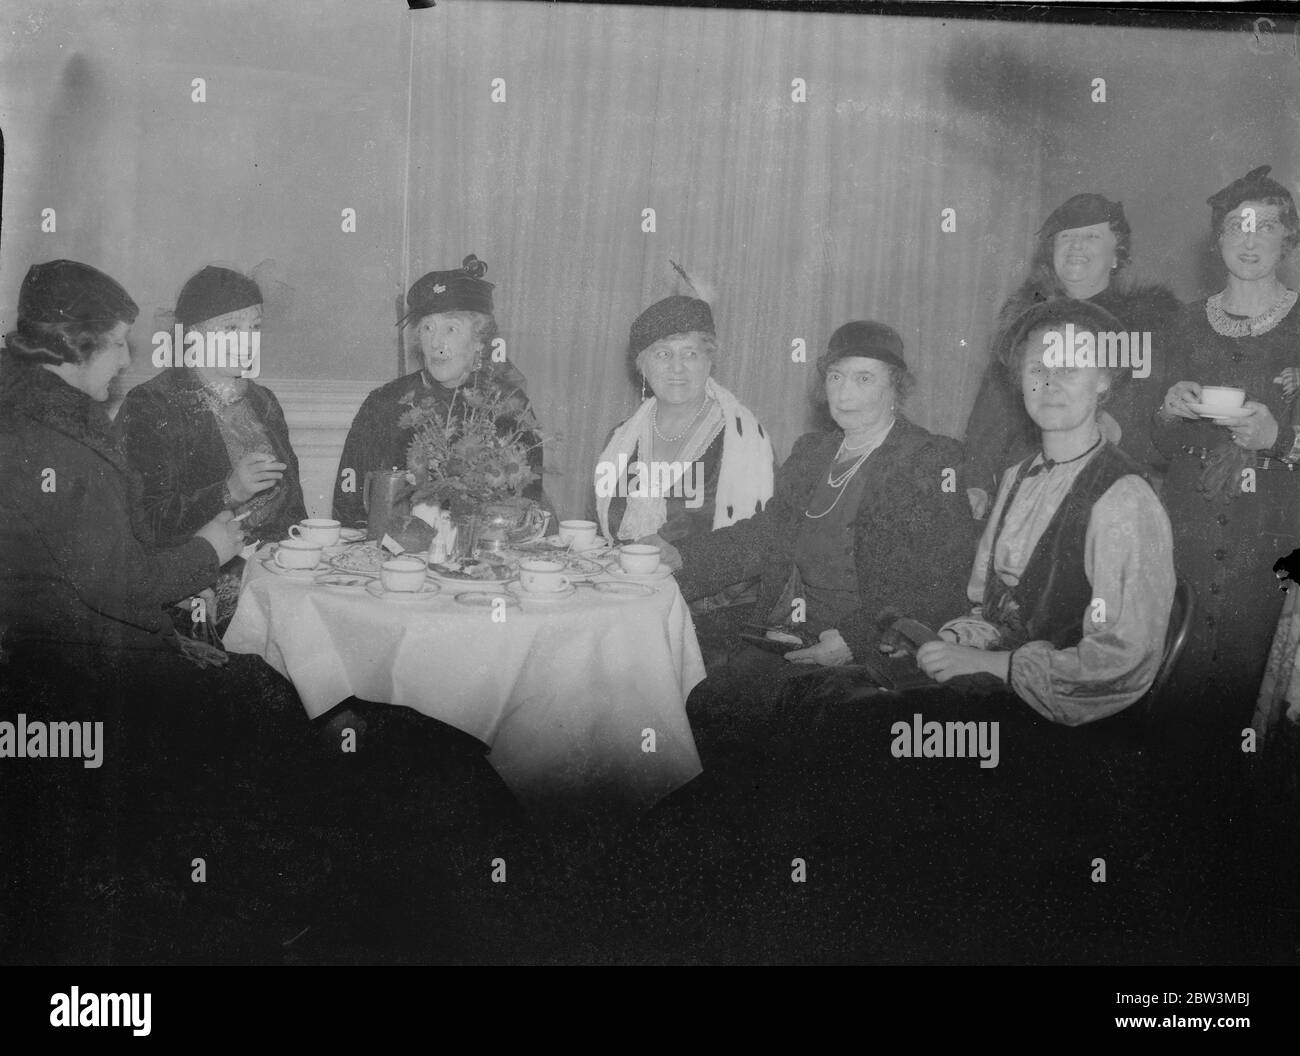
<box><xmin>805</xmin><ymin>423</ymin><xmax>895</xmax><ymax>519</ymax></box>
<box><xmin>1206</xmin><ymin>288</ymin><xmax>1297</xmax><ymax>339</ymax></box>
<box><xmin>653</xmin><ymin>396</ymin><xmax>711</xmax><ymax>443</ymax></box>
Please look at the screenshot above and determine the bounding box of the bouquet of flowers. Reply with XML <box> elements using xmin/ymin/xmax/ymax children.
<box><xmin>398</xmin><ymin>373</ymin><xmax>543</xmax><ymax>513</ymax></box>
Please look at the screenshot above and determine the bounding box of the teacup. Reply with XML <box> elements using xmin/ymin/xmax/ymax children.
<box><xmin>558</xmin><ymin>519</ymin><xmax>599</xmax><ymax>550</ymax></box>
<box><xmin>289</xmin><ymin>518</ymin><xmax>342</xmax><ymax>547</ymax></box>
<box><xmin>518</xmin><ymin>558</ymin><xmax>571</xmax><ymax>593</ymax></box>
<box><xmin>381</xmin><ymin>556</ymin><xmax>428</xmax><ymax>593</ymax></box>
<box><xmin>619</xmin><ymin>543</ymin><xmax>661</xmax><ymax>576</ymax></box>
<box><xmin>274</xmin><ymin>538</ymin><xmax>323</xmax><ymax>571</ymax></box>
<box><xmin>1199</xmin><ymin>386</ymin><xmax>1246</xmax><ymax>411</ymax></box>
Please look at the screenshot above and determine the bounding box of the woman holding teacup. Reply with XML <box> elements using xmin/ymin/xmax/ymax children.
<box><xmin>1152</xmin><ymin>165</ymin><xmax>1300</xmax><ymax>749</ymax></box>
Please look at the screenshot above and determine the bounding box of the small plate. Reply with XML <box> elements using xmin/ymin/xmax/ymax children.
<box><xmin>607</xmin><ymin>563</ymin><xmax>675</xmax><ymax>582</ymax></box>
<box><xmin>592</xmin><ymin>580</ymin><xmax>656</xmax><ymax>599</ymax></box>
<box><xmin>261</xmin><ymin>556</ymin><xmax>326</xmax><ymax>578</ymax></box>
<box><xmin>315</xmin><ymin>572</ymin><xmax>371</xmax><ymax>590</ymax></box>
<box><xmin>339</xmin><ymin>527</ymin><xmax>367</xmax><ymax>543</ymax></box>
<box><xmin>507</xmin><ymin>581</ymin><xmax>578</xmax><ymax>602</ymax></box>
<box><xmin>1187</xmin><ymin>402</ymin><xmax>1251</xmax><ymax>421</ymax></box>
<box><xmin>542</xmin><ymin>534</ymin><xmax>612</xmax><ymax>555</ymax></box>
<box><xmin>560</xmin><ymin>554</ymin><xmax>607</xmax><ymax>581</ymax></box>
<box><xmin>426</xmin><ymin>558</ymin><xmax>515</xmax><ymax>586</ymax></box>
<box><xmin>455</xmin><ymin>590</ymin><xmax>519</xmax><ymax>609</ymax></box>
<box><xmin>364</xmin><ymin>580</ymin><xmax>442</xmax><ymax>601</ymax></box>
<box><xmin>328</xmin><ymin>545</ymin><xmax>385</xmax><ymax>577</ymax></box>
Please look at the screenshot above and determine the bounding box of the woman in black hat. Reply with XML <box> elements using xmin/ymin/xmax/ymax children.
<box><xmin>0</xmin><ymin>260</ymin><xmax>337</xmax><ymax>957</ymax></box>
<box><xmin>119</xmin><ymin>265</ymin><xmax>307</xmax><ymax>550</ymax></box>
<box><xmin>594</xmin><ymin>294</ymin><xmax>774</xmax><ymax>552</ymax></box>
<box><xmin>660</xmin><ymin>322</ymin><xmax>974</xmax><ymax>761</ymax></box>
<box><xmin>117</xmin><ymin>266</ymin><xmax>308</xmax><ymax>630</ymax></box>
<box><xmin>331</xmin><ymin>254</ymin><xmax>538</xmax><ymax>528</ymax></box>
<box><xmin>963</xmin><ymin>193</ymin><xmax>1180</xmax><ymax>518</ymax></box>
<box><xmin>1152</xmin><ymin>166</ymin><xmax>1300</xmax><ymax>756</ymax></box>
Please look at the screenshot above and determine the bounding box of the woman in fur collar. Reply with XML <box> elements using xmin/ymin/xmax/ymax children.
<box><xmin>963</xmin><ymin>193</ymin><xmax>1181</xmax><ymax>518</ymax></box>
<box><xmin>594</xmin><ymin>292</ymin><xmax>774</xmax><ymax>548</ymax></box>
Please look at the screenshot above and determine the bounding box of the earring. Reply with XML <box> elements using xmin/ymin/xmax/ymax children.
<box><xmin>640</xmin><ymin>376</ymin><xmax>647</xmax><ymax>401</ymax></box>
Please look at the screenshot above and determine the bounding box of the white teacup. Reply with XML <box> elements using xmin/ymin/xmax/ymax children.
<box><xmin>619</xmin><ymin>543</ymin><xmax>661</xmax><ymax>576</ymax></box>
<box><xmin>518</xmin><ymin>558</ymin><xmax>571</xmax><ymax>593</ymax></box>
<box><xmin>1199</xmin><ymin>386</ymin><xmax>1246</xmax><ymax>410</ymax></box>
<box><xmin>558</xmin><ymin>519</ymin><xmax>599</xmax><ymax>550</ymax></box>
<box><xmin>274</xmin><ymin>538</ymin><xmax>323</xmax><ymax>570</ymax></box>
<box><xmin>381</xmin><ymin>556</ymin><xmax>427</xmax><ymax>593</ymax></box>
<box><xmin>290</xmin><ymin>518</ymin><xmax>342</xmax><ymax>546</ymax></box>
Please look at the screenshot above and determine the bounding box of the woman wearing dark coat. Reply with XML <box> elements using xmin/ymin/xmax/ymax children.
<box><xmin>117</xmin><ymin>266</ymin><xmax>308</xmax><ymax>549</ymax></box>
<box><xmin>964</xmin><ymin>194</ymin><xmax>1181</xmax><ymax>517</ymax></box>
<box><xmin>660</xmin><ymin>322</ymin><xmax>976</xmax><ymax>764</ymax></box>
<box><xmin>1152</xmin><ymin>166</ymin><xmax>1300</xmax><ymax>756</ymax></box>
<box><xmin>332</xmin><ymin>254</ymin><xmax>539</xmax><ymax>528</ymax></box>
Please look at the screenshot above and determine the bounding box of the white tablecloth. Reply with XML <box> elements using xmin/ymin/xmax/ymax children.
<box><xmin>224</xmin><ymin>557</ymin><xmax>706</xmax><ymax>807</ymax></box>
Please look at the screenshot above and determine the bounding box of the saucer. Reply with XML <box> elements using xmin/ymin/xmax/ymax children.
<box><xmin>365</xmin><ymin>580</ymin><xmax>441</xmax><ymax>601</ymax></box>
<box><xmin>607</xmin><ymin>563</ymin><xmax>674</xmax><ymax>582</ymax></box>
<box><xmin>543</xmin><ymin>534</ymin><xmax>612</xmax><ymax>555</ymax></box>
<box><xmin>314</xmin><ymin>572</ymin><xmax>371</xmax><ymax>590</ymax></box>
<box><xmin>455</xmin><ymin>590</ymin><xmax>520</xmax><ymax>609</ymax></box>
<box><xmin>1187</xmin><ymin>402</ymin><xmax>1251</xmax><ymax>421</ymax></box>
<box><xmin>592</xmin><ymin>580</ymin><xmax>656</xmax><ymax>599</ymax></box>
<box><xmin>261</xmin><ymin>556</ymin><xmax>326</xmax><ymax>578</ymax></box>
<box><xmin>339</xmin><ymin>528</ymin><xmax>367</xmax><ymax>543</ymax></box>
<box><xmin>507</xmin><ymin>581</ymin><xmax>578</xmax><ymax>602</ymax></box>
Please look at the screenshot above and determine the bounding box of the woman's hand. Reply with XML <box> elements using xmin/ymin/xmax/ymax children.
<box><xmin>195</xmin><ymin>510</ymin><xmax>245</xmax><ymax>566</ymax></box>
<box><xmin>1159</xmin><ymin>381</ymin><xmax>1204</xmax><ymax>421</ymax></box>
<box><xmin>966</xmin><ymin>487</ymin><xmax>990</xmax><ymax>520</ymax></box>
<box><xmin>1227</xmin><ymin>401</ymin><xmax>1279</xmax><ymax>451</ymax></box>
<box><xmin>1274</xmin><ymin>367</ymin><xmax>1300</xmax><ymax>399</ymax></box>
<box><xmin>915</xmin><ymin>641</ymin><xmax>1010</xmax><ymax>683</ymax></box>
<box><xmin>786</xmin><ymin>629</ymin><xmax>852</xmax><ymax>666</ymax></box>
<box><xmin>227</xmin><ymin>452</ymin><xmax>286</xmax><ymax>504</ymax></box>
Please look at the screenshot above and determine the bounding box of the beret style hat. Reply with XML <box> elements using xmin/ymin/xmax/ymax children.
<box><xmin>18</xmin><ymin>259</ymin><xmax>138</xmax><ymax>326</ymax></box>
<box><xmin>1037</xmin><ymin>193</ymin><xmax>1129</xmax><ymax>240</ymax></box>
<box><xmin>819</xmin><ymin>320</ymin><xmax>908</xmax><ymax>375</ymax></box>
<box><xmin>627</xmin><ymin>295</ymin><xmax>715</xmax><ymax>362</ymax></box>
<box><xmin>1207</xmin><ymin>165</ymin><xmax>1295</xmax><ymax>225</ymax></box>
<box><xmin>998</xmin><ymin>297</ymin><xmax>1125</xmax><ymax>373</ymax></box>
<box><xmin>401</xmin><ymin>254</ymin><xmax>494</xmax><ymax>324</ymax></box>
<box><xmin>175</xmin><ymin>265</ymin><xmax>263</xmax><ymax>329</ymax></box>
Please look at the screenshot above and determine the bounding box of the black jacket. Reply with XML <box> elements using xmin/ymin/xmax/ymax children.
<box><xmin>675</xmin><ymin>417</ymin><xmax>977</xmax><ymax>661</ymax></box>
<box><xmin>117</xmin><ymin>370</ymin><xmax>307</xmax><ymax>546</ymax></box>
<box><xmin>0</xmin><ymin>360</ymin><xmax>218</xmax><ymax>655</ymax></box>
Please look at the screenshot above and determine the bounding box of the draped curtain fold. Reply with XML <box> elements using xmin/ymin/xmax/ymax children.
<box><xmin>407</xmin><ymin>3</ymin><xmax>1045</xmax><ymax>518</ymax></box>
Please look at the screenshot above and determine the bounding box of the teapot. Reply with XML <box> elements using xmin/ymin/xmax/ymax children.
<box><xmin>363</xmin><ymin>468</ymin><xmax>411</xmax><ymax>542</ymax></box>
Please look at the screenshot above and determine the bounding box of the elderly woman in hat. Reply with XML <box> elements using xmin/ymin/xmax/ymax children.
<box><xmin>1152</xmin><ymin>166</ymin><xmax>1300</xmax><ymax>756</ymax></box>
<box><xmin>332</xmin><ymin>254</ymin><xmax>538</xmax><ymax>529</ymax></box>
<box><xmin>963</xmin><ymin>193</ymin><xmax>1180</xmax><ymax>518</ymax></box>
<box><xmin>118</xmin><ymin>265</ymin><xmax>308</xmax><ymax>551</ymax></box>
<box><xmin>659</xmin><ymin>322</ymin><xmax>974</xmax><ymax>761</ymax></box>
<box><xmin>594</xmin><ymin>294</ymin><xmax>774</xmax><ymax>550</ymax></box>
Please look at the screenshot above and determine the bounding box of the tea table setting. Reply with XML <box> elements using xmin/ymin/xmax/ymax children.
<box><xmin>223</xmin><ymin>514</ymin><xmax>706</xmax><ymax>808</ymax></box>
